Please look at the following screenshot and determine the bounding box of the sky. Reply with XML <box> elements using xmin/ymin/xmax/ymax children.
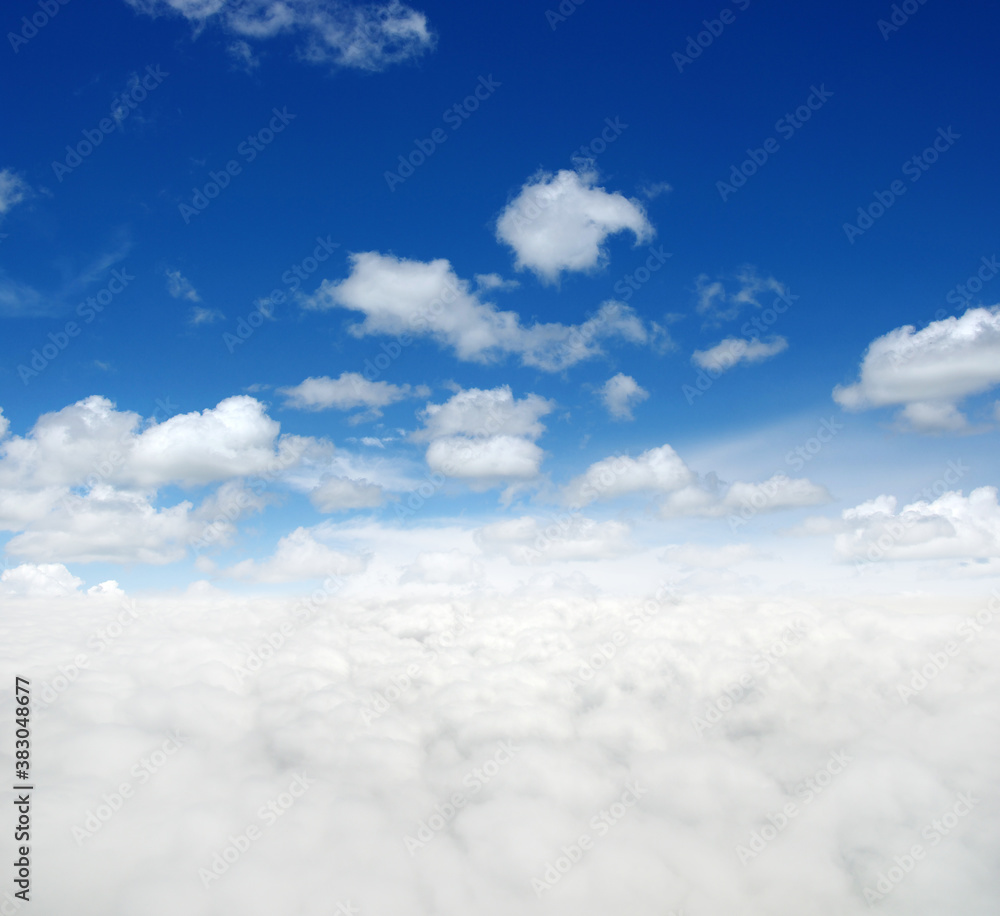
<box><xmin>1</xmin><ymin>0</ymin><xmax>999</xmax><ymax>913</ymax></box>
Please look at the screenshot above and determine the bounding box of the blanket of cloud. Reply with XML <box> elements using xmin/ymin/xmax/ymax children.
<box><xmin>2</xmin><ymin>572</ymin><xmax>998</xmax><ymax>916</ymax></box>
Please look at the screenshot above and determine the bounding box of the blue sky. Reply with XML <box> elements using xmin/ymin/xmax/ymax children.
<box><xmin>2</xmin><ymin>0</ymin><xmax>1000</xmax><ymax>592</ymax></box>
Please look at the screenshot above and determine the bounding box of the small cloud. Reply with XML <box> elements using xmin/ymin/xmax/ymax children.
<box><xmin>640</xmin><ymin>181</ymin><xmax>672</xmax><ymax>200</ymax></box>
<box><xmin>474</xmin><ymin>272</ymin><xmax>519</xmax><ymax>292</ymax></box>
<box><xmin>0</xmin><ymin>169</ymin><xmax>30</xmax><ymax>220</ymax></box>
<box><xmin>227</xmin><ymin>39</ymin><xmax>260</xmax><ymax>71</ymax></box>
<box><xmin>695</xmin><ymin>267</ymin><xmax>791</xmax><ymax>324</ymax></box>
<box><xmin>166</xmin><ymin>269</ymin><xmax>201</xmax><ymax>302</ymax></box>
<box><xmin>189</xmin><ymin>306</ymin><xmax>225</xmax><ymax>325</ymax></box>
<box><xmin>692</xmin><ymin>336</ymin><xmax>788</xmax><ymax>373</ymax></box>
<box><xmin>598</xmin><ymin>372</ymin><xmax>649</xmax><ymax>420</ymax></box>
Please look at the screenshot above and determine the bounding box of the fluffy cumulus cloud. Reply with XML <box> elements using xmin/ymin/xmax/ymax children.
<box><xmin>123</xmin><ymin>0</ymin><xmax>436</xmax><ymax>71</ymax></box>
<box><xmin>833</xmin><ymin>306</ymin><xmax>1000</xmax><ymax>432</ymax></box>
<box><xmin>692</xmin><ymin>336</ymin><xmax>788</xmax><ymax>373</ymax></box>
<box><xmin>0</xmin><ymin>395</ymin><xmax>320</xmax><ymax>564</ymax></box>
<box><xmin>495</xmin><ymin>168</ymin><xmax>654</xmax><ymax>283</ymax></box>
<box><xmin>5</xmin><ymin>576</ymin><xmax>998</xmax><ymax>914</ymax></box>
<box><xmin>826</xmin><ymin>486</ymin><xmax>1000</xmax><ymax>565</ymax></box>
<box><xmin>598</xmin><ymin>373</ymin><xmax>649</xmax><ymax>420</ymax></box>
<box><xmin>562</xmin><ymin>444</ymin><xmax>829</xmax><ymax>520</ymax></box>
<box><xmin>279</xmin><ymin>372</ymin><xmax>430</xmax><ymax>418</ymax></box>
<box><xmin>302</xmin><ymin>252</ymin><xmax>656</xmax><ymax>371</ymax></box>
<box><xmin>414</xmin><ymin>386</ymin><xmax>552</xmax><ymax>486</ymax></box>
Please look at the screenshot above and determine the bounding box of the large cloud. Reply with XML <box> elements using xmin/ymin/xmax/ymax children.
<box><xmin>6</xmin><ymin>576</ymin><xmax>998</xmax><ymax>914</ymax></box>
<box><xmin>495</xmin><ymin>168</ymin><xmax>654</xmax><ymax>283</ymax></box>
<box><xmin>0</xmin><ymin>396</ymin><xmax>319</xmax><ymax>564</ymax></box>
<box><xmin>833</xmin><ymin>306</ymin><xmax>1000</xmax><ymax>432</ymax></box>
<box><xmin>123</xmin><ymin>0</ymin><xmax>436</xmax><ymax>71</ymax></box>
<box><xmin>302</xmin><ymin>252</ymin><xmax>656</xmax><ymax>371</ymax></box>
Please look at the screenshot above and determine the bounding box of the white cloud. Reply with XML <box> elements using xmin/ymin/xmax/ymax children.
<box><xmin>692</xmin><ymin>335</ymin><xmax>788</xmax><ymax>372</ymax></box>
<box><xmin>495</xmin><ymin>168</ymin><xmax>654</xmax><ymax>283</ymax></box>
<box><xmin>833</xmin><ymin>306</ymin><xmax>1000</xmax><ymax>432</ymax></box>
<box><xmin>474</xmin><ymin>515</ymin><xmax>631</xmax><ymax>564</ymax></box>
<box><xmin>302</xmin><ymin>251</ymin><xmax>656</xmax><ymax>371</ymax></box>
<box><xmin>400</xmin><ymin>549</ymin><xmax>482</xmax><ymax>583</ymax></box>
<box><xmin>0</xmin><ymin>396</ymin><xmax>321</xmax><ymax>564</ymax></box>
<box><xmin>562</xmin><ymin>445</ymin><xmax>695</xmax><ymax>508</ymax></box>
<box><xmin>414</xmin><ymin>387</ymin><xmax>553</xmax><ymax>486</ymax></box>
<box><xmin>124</xmin><ymin>0</ymin><xmax>435</xmax><ymax>71</ymax></box>
<box><xmin>474</xmin><ymin>272</ymin><xmax>519</xmax><ymax>292</ymax></box>
<box><xmin>0</xmin><ymin>562</ymin><xmax>83</xmax><ymax>596</ymax></box>
<box><xmin>598</xmin><ymin>373</ymin><xmax>649</xmax><ymax>420</ymax></box>
<box><xmin>661</xmin><ymin>542</ymin><xmax>758</xmax><ymax>569</ymax></box>
<box><xmin>695</xmin><ymin>267</ymin><xmax>791</xmax><ymax>323</ymax></box>
<box><xmin>0</xmin><ymin>168</ymin><xmax>29</xmax><ymax>220</ymax></box>
<box><xmin>279</xmin><ymin>372</ymin><xmax>429</xmax><ymax>416</ymax></box>
<box><xmin>413</xmin><ymin>386</ymin><xmax>553</xmax><ymax>442</ymax></box>
<box><xmin>426</xmin><ymin>435</ymin><xmax>544</xmax><ymax>482</ymax></box>
<box><xmin>562</xmin><ymin>445</ymin><xmax>829</xmax><ymax>519</ymax></box>
<box><xmin>309</xmin><ymin>475</ymin><xmax>385</xmax><ymax>512</ymax></box>
<box><xmin>832</xmin><ymin>486</ymin><xmax>1000</xmax><ymax>564</ymax></box>
<box><xmin>220</xmin><ymin>526</ymin><xmax>368</xmax><ymax>581</ymax></box>
<box><xmin>189</xmin><ymin>305</ymin><xmax>225</xmax><ymax>325</ymax></box>
<box><xmin>165</xmin><ymin>268</ymin><xmax>200</xmax><ymax>302</ymax></box>
<box><xmin>5</xmin><ymin>576</ymin><xmax>998</xmax><ymax>915</ymax></box>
